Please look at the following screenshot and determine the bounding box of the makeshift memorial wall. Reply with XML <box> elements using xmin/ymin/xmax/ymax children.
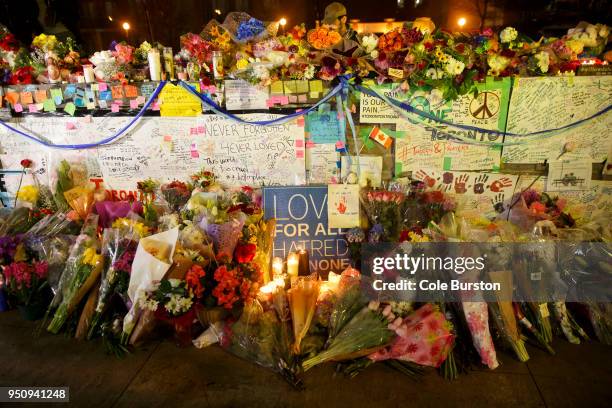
<box><xmin>262</xmin><ymin>186</ymin><xmax>352</xmax><ymax>275</ymax></box>
<box><xmin>0</xmin><ymin>113</ymin><xmax>306</xmax><ymax>199</ymax></box>
<box><xmin>502</xmin><ymin>76</ymin><xmax>612</xmax><ymax>164</ymax></box>
<box><xmin>360</xmin><ymin>78</ymin><xmax>511</xmax><ymax>173</ymax></box>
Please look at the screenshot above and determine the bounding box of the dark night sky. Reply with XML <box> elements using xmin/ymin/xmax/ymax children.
<box><xmin>1</xmin><ymin>0</ymin><xmax>610</xmax><ymax>52</ymax></box>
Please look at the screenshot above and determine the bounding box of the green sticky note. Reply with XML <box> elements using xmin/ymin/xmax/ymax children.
<box><xmin>43</xmin><ymin>98</ymin><xmax>56</xmax><ymax>112</ymax></box>
<box><xmin>270</xmin><ymin>81</ymin><xmax>284</xmax><ymax>94</ymax></box>
<box><xmin>443</xmin><ymin>157</ymin><xmax>452</xmax><ymax>170</ymax></box>
<box><xmin>395</xmin><ymin>162</ymin><xmax>403</xmax><ymax>176</ymax></box>
<box><xmin>64</xmin><ymin>102</ymin><xmax>76</xmax><ymax>116</ymax></box>
<box><xmin>50</xmin><ymin>88</ymin><xmax>63</xmax><ymax>102</ymax></box>
<box><xmin>283</xmin><ymin>80</ymin><xmax>297</xmax><ymax>94</ymax></box>
<box><xmin>310</xmin><ymin>80</ymin><xmax>323</xmax><ymax>93</ymax></box>
<box><xmin>296</xmin><ymin>80</ymin><xmax>309</xmax><ymax>93</ymax></box>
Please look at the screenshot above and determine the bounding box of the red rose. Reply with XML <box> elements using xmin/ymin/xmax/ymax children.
<box><xmin>234</xmin><ymin>243</ymin><xmax>257</xmax><ymax>264</ymax></box>
<box><xmin>9</xmin><ymin>66</ymin><xmax>34</xmax><ymax>85</ymax></box>
<box><xmin>20</xmin><ymin>159</ymin><xmax>32</xmax><ymax>168</ymax></box>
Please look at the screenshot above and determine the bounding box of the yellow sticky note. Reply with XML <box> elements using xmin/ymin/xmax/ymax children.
<box><xmin>90</xmin><ymin>83</ymin><xmax>99</xmax><ymax>91</ymax></box>
<box><xmin>270</xmin><ymin>81</ymin><xmax>284</xmax><ymax>94</ymax></box>
<box><xmin>309</xmin><ymin>91</ymin><xmax>320</xmax><ymax>99</ymax></box>
<box><xmin>310</xmin><ymin>80</ymin><xmax>323</xmax><ymax>93</ymax></box>
<box><xmin>296</xmin><ymin>80</ymin><xmax>309</xmax><ymax>93</ymax></box>
<box><xmin>283</xmin><ymin>80</ymin><xmax>297</xmax><ymax>94</ymax></box>
<box><xmin>158</xmin><ymin>83</ymin><xmax>202</xmax><ymax>117</ymax></box>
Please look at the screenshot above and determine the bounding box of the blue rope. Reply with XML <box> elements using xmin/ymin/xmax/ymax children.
<box><xmin>0</xmin><ymin>80</ymin><xmax>166</xmax><ymax>149</ymax></box>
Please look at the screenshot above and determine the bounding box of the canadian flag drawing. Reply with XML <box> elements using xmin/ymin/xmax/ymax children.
<box><xmin>368</xmin><ymin>126</ymin><xmax>393</xmax><ymax>149</ymax></box>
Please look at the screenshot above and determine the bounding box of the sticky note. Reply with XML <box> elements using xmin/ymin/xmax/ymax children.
<box><xmin>296</xmin><ymin>150</ymin><xmax>304</xmax><ymax>158</ymax></box>
<box><xmin>310</xmin><ymin>80</ymin><xmax>323</xmax><ymax>93</ymax></box>
<box><xmin>296</xmin><ymin>117</ymin><xmax>305</xmax><ymax>127</ymax></box>
<box><xmin>5</xmin><ymin>92</ymin><xmax>19</xmax><ymax>105</ymax></box>
<box><xmin>113</xmin><ymin>99</ymin><xmax>123</xmax><ymax>106</ymax></box>
<box><xmin>98</xmin><ymin>100</ymin><xmax>108</xmax><ymax>109</ymax></box>
<box><xmin>197</xmin><ymin>126</ymin><xmax>205</xmax><ymax>134</ymax></box>
<box><xmin>14</xmin><ymin>103</ymin><xmax>23</xmax><ymax>113</ymax></box>
<box><xmin>306</xmin><ymin>141</ymin><xmax>315</xmax><ymax>148</ymax></box>
<box><xmin>86</xmin><ymin>101</ymin><xmax>96</xmax><ymax>109</ymax></box>
<box><xmin>74</xmin><ymin>97</ymin><xmax>85</xmax><ymax>107</ymax></box>
<box><xmin>279</xmin><ymin>96</ymin><xmax>289</xmax><ymax>105</ymax></box>
<box><xmin>64</xmin><ymin>102</ymin><xmax>76</xmax><ymax>116</ymax></box>
<box><xmin>284</xmin><ymin>80</ymin><xmax>297</xmax><ymax>94</ymax></box>
<box><xmin>309</xmin><ymin>91</ymin><xmax>320</xmax><ymax>99</ymax></box>
<box><xmin>81</xmin><ymin>115</ymin><xmax>92</xmax><ymax>123</ymax></box>
<box><xmin>98</xmin><ymin>82</ymin><xmax>108</xmax><ymax>91</ymax></box>
<box><xmin>298</xmin><ymin>94</ymin><xmax>308</xmax><ymax>103</ymax></box>
<box><xmin>151</xmin><ymin>101</ymin><xmax>160</xmax><ymax>111</ymax></box>
<box><xmin>336</xmin><ymin>141</ymin><xmax>345</xmax><ymax>149</ymax></box>
<box><xmin>129</xmin><ymin>99</ymin><xmax>139</xmax><ymax>109</ymax></box>
<box><xmin>270</xmin><ymin>81</ymin><xmax>284</xmax><ymax>94</ymax></box>
<box><xmin>43</xmin><ymin>99</ymin><xmax>56</xmax><ymax>112</ymax></box>
<box><xmin>99</xmin><ymin>90</ymin><xmax>112</xmax><ymax>100</ymax></box>
<box><xmin>124</xmin><ymin>85</ymin><xmax>138</xmax><ymax>98</ymax></box>
<box><xmin>111</xmin><ymin>104</ymin><xmax>120</xmax><ymax>113</ymax></box>
<box><xmin>288</xmin><ymin>95</ymin><xmax>298</xmax><ymax>103</ymax></box>
<box><xmin>50</xmin><ymin>88</ymin><xmax>63</xmax><ymax>103</ymax></box>
<box><xmin>191</xmin><ymin>150</ymin><xmax>199</xmax><ymax>158</ymax></box>
<box><xmin>34</xmin><ymin>90</ymin><xmax>48</xmax><ymax>103</ymax></box>
<box><xmin>66</xmin><ymin>122</ymin><xmax>77</xmax><ymax>130</ymax></box>
<box><xmin>296</xmin><ymin>80</ymin><xmax>309</xmax><ymax>93</ymax></box>
<box><xmin>136</xmin><ymin>96</ymin><xmax>146</xmax><ymax>105</ymax></box>
<box><xmin>111</xmin><ymin>85</ymin><xmax>123</xmax><ymax>99</ymax></box>
<box><xmin>190</xmin><ymin>127</ymin><xmax>198</xmax><ymax>135</ymax></box>
<box><xmin>163</xmin><ymin>135</ymin><xmax>172</xmax><ymax>142</ymax></box>
<box><xmin>20</xmin><ymin>92</ymin><xmax>33</xmax><ymax>105</ymax></box>
<box><xmin>295</xmin><ymin>139</ymin><xmax>304</xmax><ymax>148</ymax></box>
<box><xmin>64</xmin><ymin>84</ymin><xmax>76</xmax><ymax>97</ymax></box>
<box><xmin>266</xmin><ymin>98</ymin><xmax>275</xmax><ymax>108</ymax></box>
<box><xmin>28</xmin><ymin>104</ymin><xmax>38</xmax><ymax>113</ymax></box>
<box><xmin>90</xmin><ymin>83</ymin><xmax>99</xmax><ymax>91</ymax></box>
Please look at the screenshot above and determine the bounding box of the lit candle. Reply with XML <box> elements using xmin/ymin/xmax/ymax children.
<box><xmin>272</xmin><ymin>257</ymin><xmax>284</xmax><ymax>280</ymax></box>
<box><xmin>287</xmin><ymin>252</ymin><xmax>299</xmax><ymax>280</ymax></box>
<box><xmin>83</xmin><ymin>64</ymin><xmax>95</xmax><ymax>83</ymax></box>
<box><xmin>147</xmin><ymin>49</ymin><xmax>161</xmax><ymax>81</ymax></box>
<box><xmin>327</xmin><ymin>271</ymin><xmax>341</xmax><ymax>292</ymax></box>
<box><xmin>297</xmin><ymin>248</ymin><xmax>310</xmax><ymax>276</ymax></box>
<box><xmin>162</xmin><ymin>47</ymin><xmax>175</xmax><ymax>80</ymax></box>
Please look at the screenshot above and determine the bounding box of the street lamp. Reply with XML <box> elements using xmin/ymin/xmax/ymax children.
<box><xmin>122</xmin><ymin>21</ymin><xmax>131</xmax><ymax>41</ymax></box>
<box><xmin>457</xmin><ymin>17</ymin><xmax>466</xmax><ymax>28</ymax></box>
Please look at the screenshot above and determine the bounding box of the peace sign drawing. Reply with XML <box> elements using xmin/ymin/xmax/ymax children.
<box><xmin>469</xmin><ymin>91</ymin><xmax>500</xmax><ymax>120</ymax></box>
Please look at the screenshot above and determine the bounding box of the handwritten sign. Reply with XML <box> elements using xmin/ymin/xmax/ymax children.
<box><xmin>502</xmin><ymin>76</ymin><xmax>612</xmax><ymax>164</ymax></box>
<box><xmin>359</xmin><ymin>82</ymin><xmax>410</xmax><ymax>124</ymax></box>
<box><xmin>546</xmin><ymin>159</ymin><xmax>592</xmax><ymax>191</ymax></box>
<box><xmin>328</xmin><ymin>184</ymin><xmax>360</xmax><ymax>228</ymax></box>
<box><xmin>306</xmin><ymin>109</ymin><xmax>343</xmax><ymax>144</ymax></box>
<box><xmin>224</xmin><ymin>79</ymin><xmax>269</xmax><ymax>111</ymax></box>
<box><xmin>340</xmin><ymin>155</ymin><xmax>383</xmax><ymax>187</ymax></box>
<box><xmin>394</xmin><ymin>78</ymin><xmax>510</xmax><ymax>172</ymax></box>
<box><xmin>158</xmin><ymin>83</ymin><xmax>202</xmax><ymax>116</ymax></box>
<box><xmin>306</xmin><ymin>143</ymin><xmax>338</xmax><ymax>184</ymax></box>
<box><xmin>262</xmin><ymin>186</ymin><xmax>351</xmax><ymax>276</ymax></box>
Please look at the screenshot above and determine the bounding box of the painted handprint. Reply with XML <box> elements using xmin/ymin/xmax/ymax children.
<box><xmin>454</xmin><ymin>174</ymin><xmax>469</xmax><ymax>194</ymax></box>
<box><xmin>336</xmin><ymin>196</ymin><xmax>347</xmax><ymax>214</ymax></box>
<box><xmin>442</xmin><ymin>172</ymin><xmax>454</xmax><ymax>184</ymax></box>
<box><xmin>415</xmin><ymin>170</ymin><xmax>437</xmax><ymax>188</ymax></box>
<box><xmin>491</xmin><ymin>193</ymin><xmax>505</xmax><ymax>213</ymax></box>
<box><xmin>490</xmin><ymin>177</ymin><xmax>513</xmax><ymax>192</ymax></box>
<box><xmin>473</xmin><ymin>174</ymin><xmax>489</xmax><ymax>194</ymax></box>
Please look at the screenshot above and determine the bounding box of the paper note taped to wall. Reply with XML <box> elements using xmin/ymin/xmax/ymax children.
<box><xmin>159</xmin><ymin>83</ymin><xmax>202</xmax><ymax>116</ymax></box>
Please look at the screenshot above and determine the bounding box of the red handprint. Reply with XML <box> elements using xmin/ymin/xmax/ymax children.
<box><xmin>490</xmin><ymin>177</ymin><xmax>513</xmax><ymax>192</ymax></box>
<box><xmin>415</xmin><ymin>170</ymin><xmax>437</xmax><ymax>188</ymax></box>
<box><xmin>454</xmin><ymin>174</ymin><xmax>469</xmax><ymax>194</ymax></box>
<box><xmin>336</xmin><ymin>196</ymin><xmax>347</xmax><ymax>214</ymax></box>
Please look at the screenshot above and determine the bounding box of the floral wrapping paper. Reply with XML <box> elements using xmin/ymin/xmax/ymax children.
<box><xmin>369</xmin><ymin>304</ymin><xmax>454</xmax><ymax>368</ymax></box>
<box><xmin>462</xmin><ymin>301</ymin><xmax>499</xmax><ymax>369</ymax></box>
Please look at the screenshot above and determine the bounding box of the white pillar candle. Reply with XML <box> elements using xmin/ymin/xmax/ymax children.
<box><xmin>83</xmin><ymin>64</ymin><xmax>95</xmax><ymax>83</ymax></box>
<box><xmin>147</xmin><ymin>49</ymin><xmax>161</xmax><ymax>81</ymax></box>
<box><xmin>287</xmin><ymin>253</ymin><xmax>299</xmax><ymax>280</ymax></box>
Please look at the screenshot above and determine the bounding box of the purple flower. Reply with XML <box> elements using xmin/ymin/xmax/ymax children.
<box><xmin>521</xmin><ymin>189</ymin><xmax>541</xmax><ymax>206</ymax></box>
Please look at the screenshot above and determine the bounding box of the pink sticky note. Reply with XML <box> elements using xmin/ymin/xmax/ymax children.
<box><xmin>298</xmin><ymin>94</ymin><xmax>307</xmax><ymax>103</ymax></box>
<box><xmin>279</xmin><ymin>96</ymin><xmax>289</xmax><ymax>105</ymax></box>
<box><xmin>288</xmin><ymin>95</ymin><xmax>298</xmax><ymax>103</ymax></box>
<box><xmin>136</xmin><ymin>96</ymin><xmax>146</xmax><ymax>105</ymax></box>
<box><xmin>14</xmin><ymin>103</ymin><xmax>23</xmax><ymax>113</ymax></box>
<box><xmin>151</xmin><ymin>101</ymin><xmax>160</xmax><ymax>111</ymax></box>
<box><xmin>336</xmin><ymin>141</ymin><xmax>345</xmax><ymax>149</ymax></box>
<box><xmin>295</xmin><ymin>139</ymin><xmax>304</xmax><ymax>148</ymax></box>
<box><xmin>190</xmin><ymin>127</ymin><xmax>198</xmax><ymax>135</ymax></box>
<box><xmin>28</xmin><ymin>104</ymin><xmax>38</xmax><ymax>113</ymax></box>
<box><xmin>66</xmin><ymin>122</ymin><xmax>77</xmax><ymax>130</ymax></box>
<box><xmin>80</xmin><ymin>115</ymin><xmax>92</xmax><ymax>123</ymax></box>
<box><xmin>197</xmin><ymin>126</ymin><xmax>205</xmax><ymax>134</ymax></box>
<box><xmin>296</xmin><ymin>117</ymin><xmax>305</xmax><ymax>127</ymax></box>
<box><xmin>163</xmin><ymin>135</ymin><xmax>172</xmax><ymax>142</ymax></box>
<box><xmin>191</xmin><ymin>150</ymin><xmax>199</xmax><ymax>158</ymax></box>
<box><xmin>98</xmin><ymin>82</ymin><xmax>108</xmax><ymax>91</ymax></box>
<box><xmin>266</xmin><ymin>99</ymin><xmax>275</xmax><ymax>108</ymax></box>
<box><xmin>113</xmin><ymin>99</ymin><xmax>123</xmax><ymax>106</ymax></box>
<box><xmin>296</xmin><ymin>150</ymin><xmax>304</xmax><ymax>158</ymax></box>
<box><xmin>306</xmin><ymin>141</ymin><xmax>315</xmax><ymax>148</ymax></box>
<box><xmin>129</xmin><ymin>99</ymin><xmax>139</xmax><ymax>109</ymax></box>
<box><xmin>111</xmin><ymin>104</ymin><xmax>120</xmax><ymax>113</ymax></box>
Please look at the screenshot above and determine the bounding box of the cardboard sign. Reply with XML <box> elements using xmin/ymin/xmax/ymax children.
<box><xmin>262</xmin><ymin>186</ymin><xmax>351</xmax><ymax>276</ymax></box>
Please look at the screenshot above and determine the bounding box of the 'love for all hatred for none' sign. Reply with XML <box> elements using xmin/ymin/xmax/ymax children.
<box><xmin>262</xmin><ymin>186</ymin><xmax>351</xmax><ymax>276</ymax></box>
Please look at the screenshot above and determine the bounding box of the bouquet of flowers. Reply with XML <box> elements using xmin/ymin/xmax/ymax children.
<box><xmin>302</xmin><ymin>301</ymin><xmax>394</xmax><ymax>371</ymax></box>
<box><xmin>361</xmin><ymin>189</ymin><xmax>405</xmax><ymax>242</ymax></box>
<box><xmin>160</xmin><ymin>180</ymin><xmax>192</xmax><ymax>212</ymax></box>
<box><xmin>47</xmin><ymin>214</ymin><xmax>103</xmax><ymax>334</ymax></box>
<box><xmin>288</xmin><ymin>274</ymin><xmax>320</xmax><ymax>353</ymax></box>
<box><xmin>3</xmin><ymin>259</ymin><xmax>49</xmax><ymax>313</ymax></box>
<box><xmin>307</xmin><ymin>25</ymin><xmax>342</xmax><ymax>50</ymax></box>
<box><xmin>87</xmin><ymin>217</ymin><xmax>149</xmax><ymax>338</ymax></box>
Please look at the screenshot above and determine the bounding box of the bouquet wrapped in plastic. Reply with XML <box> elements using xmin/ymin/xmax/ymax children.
<box><xmin>87</xmin><ymin>217</ymin><xmax>149</xmax><ymax>338</ymax></box>
<box><xmin>288</xmin><ymin>274</ymin><xmax>320</xmax><ymax>353</ymax></box>
<box><xmin>361</xmin><ymin>189</ymin><xmax>405</xmax><ymax>242</ymax></box>
<box><xmin>369</xmin><ymin>303</ymin><xmax>454</xmax><ymax>367</ymax></box>
<box><xmin>222</xmin><ymin>12</ymin><xmax>278</xmax><ymax>43</ymax></box>
<box><xmin>46</xmin><ymin>214</ymin><xmax>102</xmax><ymax>333</ymax></box>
